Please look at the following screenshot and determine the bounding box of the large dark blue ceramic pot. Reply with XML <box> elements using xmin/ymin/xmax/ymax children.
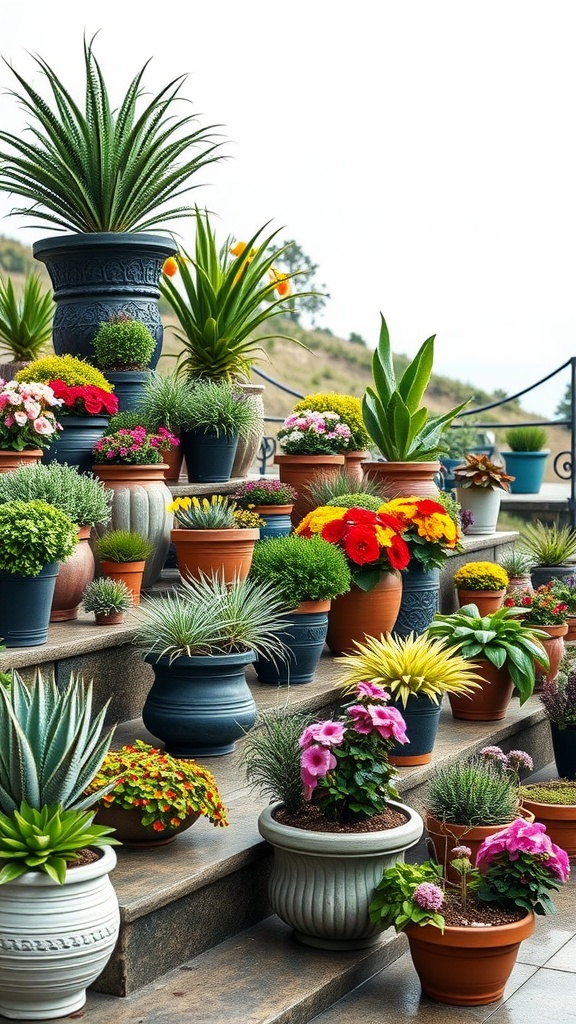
<box><xmin>103</xmin><ymin>371</ymin><xmax>150</xmax><ymax>413</ymax></box>
<box><xmin>0</xmin><ymin>562</ymin><xmax>59</xmax><ymax>647</ymax></box>
<box><xmin>33</xmin><ymin>233</ymin><xmax>177</xmax><ymax>368</ymax></box>
<box><xmin>393</xmin><ymin>564</ymin><xmax>440</xmax><ymax>638</ymax></box>
<box><xmin>43</xmin><ymin>416</ymin><xmax>110</xmax><ymax>474</ymax></box>
<box><xmin>387</xmin><ymin>693</ymin><xmax>443</xmax><ymax>766</ymax></box>
<box><xmin>181</xmin><ymin>428</ymin><xmax>239</xmax><ymax>483</ymax></box>
<box><xmin>255</xmin><ymin>602</ymin><xmax>329</xmax><ymax>685</ymax></box>
<box><xmin>551</xmin><ymin>722</ymin><xmax>576</xmax><ymax>781</ymax></box>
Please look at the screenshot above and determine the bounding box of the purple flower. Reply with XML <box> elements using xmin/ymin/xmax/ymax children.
<box><xmin>451</xmin><ymin>845</ymin><xmax>472</xmax><ymax>859</ymax></box>
<box><xmin>479</xmin><ymin>745</ymin><xmax>508</xmax><ymax>764</ymax></box>
<box><xmin>413</xmin><ymin>882</ymin><xmax>444</xmax><ymax>911</ymax></box>
<box><xmin>506</xmin><ymin>750</ymin><xmax>534</xmax><ymax>773</ymax></box>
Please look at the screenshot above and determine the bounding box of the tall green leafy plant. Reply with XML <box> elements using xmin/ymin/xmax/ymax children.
<box><xmin>0</xmin><ymin>273</ymin><xmax>54</xmax><ymax>361</ymax></box>
<box><xmin>362</xmin><ymin>315</ymin><xmax>468</xmax><ymax>461</ymax></box>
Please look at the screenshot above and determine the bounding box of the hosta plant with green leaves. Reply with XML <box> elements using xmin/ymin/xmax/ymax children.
<box><xmin>362</xmin><ymin>315</ymin><xmax>469</xmax><ymax>462</ymax></box>
<box><xmin>0</xmin><ymin>803</ymin><xmax>119</xmax><ymax>884</ymax></box>
<box><xmin>0</xmin><ymin>273</ymin><xmax>54</xmax><ymax>361</ymax></box>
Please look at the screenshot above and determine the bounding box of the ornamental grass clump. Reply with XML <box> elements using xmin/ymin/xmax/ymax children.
<box><xmin>504</xmin><ymin>426</ymin><xmax>548</xmax><ymax>452</ymax></box>
<box><xmin>94</xmin><ymin>529</ymin><xmax>153</xmax><ymax>563</ymax></box>
<box><xmin>453</xmin><ymin>561</ymin><xmax>509</xmax><ymax>591</ymax></box>
<box><xmin>82</xmin><ymin>577</ymin><xmax>133</xmax><ymax>617</ymax></box>
<box><xmin>242</xmin><ymin>707</ymin><xmax>316</xmax><ymax>815</ymax></box>
<box><xmin>249</xmin><ymin>534</ymin><xmax>351</xmax><ymax>606</ymax></box>
<box><xmin>0</xmin><ymin>461</ymin><xmax>112</xmax><ymax>527</ymax></box>
<box><xmin>425</xmin><ymin>756</ymin><xmax>519</xmax><ymax>827</ymax></box>
<box><xmin>181</xmin><ymin>377</ymin><xmax>260</xmax><ymax>439</ymax></box>
<box><xmin>520</xmin><ymin>520</ymin><xmax>576</xmax><ymax>566</ymax></box>
<box><xmin>305</xmin><ymin>468</ymin><xmax>384</xmax><ymax>507</ymax></box>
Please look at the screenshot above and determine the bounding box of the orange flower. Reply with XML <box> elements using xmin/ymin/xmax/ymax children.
<box><xmin>269</xmin><ymin>267</ymin><xmax>292</xmax><ymax>297</ymax></box>
<box><xmin>163</xmin><ymin>256</ymin><xmax>179</xmax><ymax>277</ymax></box>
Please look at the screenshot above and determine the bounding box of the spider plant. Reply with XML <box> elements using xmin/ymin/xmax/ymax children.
<box><xmin>520</xmin><ymin>520</ymin><xmax>576</xmax><ymax>567</ymax></box>
<box><xmin>0</xmin><ymin>36</ymin><xmax>224</xmax><ymax>233</ymax></box>
<box><xmin>0</xmin><ymin>273</ymin><xmax>54</xmax><ymax>361</ymax></box>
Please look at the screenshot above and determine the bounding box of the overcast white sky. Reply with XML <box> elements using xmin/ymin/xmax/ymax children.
<box><xmin>1</xmin><ymin>0</ymin><xmax>575</xmax><ymax>417</ymax></box>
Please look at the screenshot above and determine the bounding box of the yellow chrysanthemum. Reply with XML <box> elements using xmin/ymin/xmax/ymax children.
<box><xmin>296</xmin><ymin>505</ymin><xmax>347</xmax><ymax>535</ymax></box>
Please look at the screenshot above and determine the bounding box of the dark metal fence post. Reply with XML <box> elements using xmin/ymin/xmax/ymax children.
<box><xmin>570</xmin><ymin>357</ymin><xmax>576</xmax><ymax>529</ymax></box>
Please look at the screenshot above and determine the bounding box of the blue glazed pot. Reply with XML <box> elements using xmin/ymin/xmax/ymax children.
<box><xmin>182</xmin><ymin>428</ymin><xmax>239</xmax><ymax>483</ymax></box>
<box><xmin>256</xmin><ymin>508</ymin><xmax>293</xmax><ymax>540</ymax></box>
<box><xmin>502</xmin><ymin>450</ymin><xmax>549</xmax><ymax>494</ymax></box>
<box><xmin>0</xmin><ymin>562</ymin><xmax>59</xmax><ymax>647</ymax></box>
<box><xmin>33</xmin><ymin>233</ymin><xmax>177</xmax><ymax>368</ymax></box>
<box><xmin>43</xmin><ymin>416</ymin><xmax>110</xmax><ymax>474</ymax></box>
<box><xmin>551</xmin><ymin>723</ymin><xmax>576</xmax><ymax>781</ymax></box>
<box><xmin>393</xmin><ymin>564</ymin><xmax>440</xmax><ymax>638</ymax></box>
<box><xmin>142</xmin><ymin>651</ymin><xmax>257</xmax><ymax>757</ymax></box>
<box><xmin>255</xmin><ymin>603</ymin><xmax>329</xmax><ymax>685</ymax></box>
<box><xmin>104</xmin><ymin>371</ymin><xmax>150</xmax><ymax>413</ymax></box>
<box><xmin>388</xmin><ymin>693</ymin><xmax>442</xmax><ymax>765</ymax></box>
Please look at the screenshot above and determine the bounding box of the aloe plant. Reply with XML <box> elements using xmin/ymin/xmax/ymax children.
<box><xmin>0</xmin><ymin>273</ymin><xmax>54</xmax><ymax>361</ymax></box>
<box><xmin>362</xmin><ymin>315</ymin><xmax>469</xmax><ymax>461</ymax></box>
<box><xmin>0</xmin><ymin>670</ymin><xmax>116</xmax><ymax>814</ymax></box>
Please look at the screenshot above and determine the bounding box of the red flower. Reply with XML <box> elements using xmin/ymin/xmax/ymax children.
<box><xmin>321</xmin><ymin>518</ymin><xmax>347</xmax><ymax>544</ymax></box>
<box><xmin>376</xmin><ymin>511</ymin><xmax>406</xmax><ymax>532</ymax></box>
<box><xmin>343</xmin><ymin>524</ymin><xmax>381</xmax><ymax>565</ymax></box>
<box><xmin>346</xmin><ymin>507</ymin><xmax>379</xmax><ymax>524</ymax></box>
<box><xmin>414</xmin><ymin>499</ymin><xmax>445</xmax><ymax>516</ymax></box>
<box><xmin>387</xmin><ymin>533</ymin><xmax>411</xmax><ymax>570</ymax></box>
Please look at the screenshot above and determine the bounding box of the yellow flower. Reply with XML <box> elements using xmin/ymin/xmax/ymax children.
<box><xmin>230</xmin><ymin>241</ymin><xmax>257</xmax><ymax>259</ymax></box>
<box><xmin>296</xmin><ymin>505</ymin><xmax>347</xmax><ymax>536</ymax></box>
<box><xmin>166</xmin><ymin>496</ymin><xmax>192</xmax><ymax>514</ymax></box>
<box><xmin>268</xmin><ymin>267</ymin><xmax>292</xmax><ymax>298</ymax></box>
<box><xmin>162</xmin><ymin>256</ymin><xmax>179</xmax><ymax>277</ymax></box>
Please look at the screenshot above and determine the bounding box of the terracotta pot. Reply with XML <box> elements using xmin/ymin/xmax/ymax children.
<box><xmin>361</xmin><ymin>460</ymin><xmax>440</xmax><ymax>498</ymax></box>
<box><xmin>456</xmin><ymin>588</ymin><xmax>506</xmax><ymax>615</ymax></box>
<box><xmin>448</xmin><ymin>658</ymin><xmax>514</xmax><ymax>721</ymax></box>
<box><xmin>170</xmin><ymin>528</ymin><xmax>260</xmax><ymax>584</ymax></box>
<box><xmin>95</xmin><ymin>611</ymin><xmax>125</xmax><ymax>625</ymax></box>
<box><xmin>343</xmin><ymin>450</ymin><xmax>369</xmax><ymax>487</ymax></box>
<box><xmin>521</xmin><ymin>785</ymin><xmax>576</xmax><ymax>856</ymax></box>
<box><xmin>0</xmin><ymin>448</ymin><xmax>43</xmax><ymax>473</ymax></box>
<box><xmin>533</xmin><ymin>623</ymin><xmax>568</xmax><ymax>686</ymax></box>
<box><xmin>506</xmin><ymin>573</ymin><xmax>533</xmax><ymax>595</ymax></box>
<box><xmin>50</xmin><ymin>525</ymin><xmax>95</xmax><ymax>621</ymax></box>
<box><xmin>162</xmin><ymin>441</ymin><xmax>184</xmax><ymax>484</ymax></box>
<box><xmin>405</xmin><ymin>912</ymin><xmax>535</xmax><ymax>1005</ymax></box>
<box><xmin>274</xmin><ymin>454</ymin><xmax>345</xmax><ymax>527</ymax></box>
<box><xmin>99</xmin><ymin>559</ymin><xmax>145</xmax><ymax>605</ymax></box>
<box><xmin>566</xmin><ymin>614</ymin><xmax>576</xmax><ymax>643</ymax></box>
<box><xmin>94</xmin><ymin>803</ymin><xmax>200</xmax><ymax>847</ymax></box>
<box><xmin>326</xmin><ymin>572</ymin><xmax>403</xmax><ymax>654</ymax></box>
<box><xmin>425</xmin><ymin>810</ymin><xmax>534</xmax><ymax>884</ymax></box>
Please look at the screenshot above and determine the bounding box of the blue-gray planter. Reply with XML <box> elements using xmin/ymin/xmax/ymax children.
<box><xmin>393</xmin><ymin>564</ymin><xmax>440</xmax><ymax>638</ymax></box>
<box><xmin>33</xmin><ymin>233</ymin><xmax>177</xmax><ymax>368</ymax></box>
<box><xmin>255</xmin><ymin>603</ymin><xmax>329</xmax><ymax>685</ymax></box>
<box><xmin>43</xmin><ymin>416</ymin><xmax>110</xmax><ymax>475</ymax></box>
<box><xmin>551</xmin><ymin>722</ymin><xmax>576</xmax><ymax>781</ymax></box>
<box><xmin>502</xmin><ymin>450</ymin><xmax>549</xmax><ymax>494</ymax></box>
<box><xmin>182</xmin><ymin>428</ymin><xmax>239</xmax><ymax>483</ymax></box>
<box><xmin>0</xmin><ymin>562</ymin><xmax>59</xmax><ymax>647</ymax></box>
<box><xmin>103</xmin><ymin>371</ymin><xmax>150</xmax><ymax>413</ymax></box>
<box><xmin>142</xmin><ymin>651</ymin><xmax>257</xmax><ymax>757</ymax></box>
<box><xmin>388</xmin><ymin>693</ymin><xmax>442</xmax><ymax>765</ymax></box>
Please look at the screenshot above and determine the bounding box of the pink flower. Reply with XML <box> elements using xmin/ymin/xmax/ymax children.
<box><xmin>347</xmin><ymin>705</ymin><xmax>374</xmax><ymax>734</ymax></box>
<box><xmin>300</xmin><ymin>744</ymin><xmax>336</xmax><ymax>787</ymax></box>
<box><xmin>356</xmin><ymin>681</ymin><xmax>390</xmax><ymax>701</ymax></box>
<box><xmin>413</xmin><ymin>882</ymin><xmax>444</xmax><ymax>911</ymax></box>
<box><xmin>299</xmin><ymin>721</ymin><xmax>345</xmax><ymax>749</ymax></box>
<box><xmin>33</xmin><ymin>416</ymin><xmax>55</xmax><ymax>435</ymax></box>
<box><xmin>476</xmin><ymin>819</ymin><xmax>571</xmax><ymax>882</ymax></box>
<box><xmin>367</xmin><ymin>704</ymin><xmax>409</xmax><ymax>744</ymax></box>
<box><xmin>13</xmin><ymin>410</ymin><xmax>27</xmax><ymax>427</ymax></box>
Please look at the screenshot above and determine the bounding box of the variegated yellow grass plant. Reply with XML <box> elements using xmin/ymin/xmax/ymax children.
<box><xmin>167</xmin><ymin>494</ymin><xmax>263</xmax><ymax>530</ymax></box>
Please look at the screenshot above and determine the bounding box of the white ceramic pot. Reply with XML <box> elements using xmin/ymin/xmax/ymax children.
<box><xmin>0</xmin><ymin>846</ymin><xmax>119</xmax><ymax>1020</ymax></box>
<box><xmin>456</xmin><ymin>486</ymin><xmax>501</xmax><ymax>535</ymax></box>
<box><xmin>258</xmin><ymin>800</ymin><xmax>423</xmax><ymax>949</ymax></box>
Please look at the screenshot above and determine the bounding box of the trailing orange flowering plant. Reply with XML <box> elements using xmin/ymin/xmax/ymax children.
<box><xmin>296</xmin><ymin>505</ymin><xmax>410</xmax><ymax>591</ymax></box>
<box><xmin>378</xmin><ymin>495</ymin><xmax>462</xmax><ymax>572</ymax></box>
<box><xmin>86</xmin><ymin>740</ymin><xmax>229</xmax><ymax>833</ymax></box>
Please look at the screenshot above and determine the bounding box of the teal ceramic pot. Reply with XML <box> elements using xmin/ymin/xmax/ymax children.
<box><xmin>502</xmin><ymin>450</ymin><xmax>549</xmax><ymax>494</ymax></box>
<box><xmin>0</xmin><ymin>562</ymin><xmax>59</xmax><ymax>647</ymax></box>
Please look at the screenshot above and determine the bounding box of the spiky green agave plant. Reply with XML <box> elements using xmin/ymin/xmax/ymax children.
<box><xmin>0</xmin><ymin>273</ymin><xmax>54</xmax><ymax>361</ymax></box>
<box><xmin>0</xmin><ymin>670</ymin><xmax>116</xmax><ymax>814</ymax></box>
<box><xmin>336</xmin><ymin>632</ymin><xmax>483</xmax><ymax>707</ymax></box>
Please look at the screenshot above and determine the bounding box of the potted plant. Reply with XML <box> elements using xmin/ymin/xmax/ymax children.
<box><xmin>179</xmin><ymin>377</ymin><xmax>261</xmax><ymax>483</ymax></box>
<box><xmin>0</xmin><ymin>499</ymin><xmax>77</xmax><ymax>646</ymax></box>
<box><xmin>304</xmin><ymin>467</ymin><xmax>385</xmax><ymax>508</ymax></box>
<box><xmin>425</xmin><ymin>604</ymin><xmax>549</xmax><ymax>720</ymax></box>
<box><xmin>504</xmin><ymin>583</ymin><xmax>569</xmax><ymax>684</ymax></box>
<box><xmin>500</xmin><ymin>425</ymin><xmax>549</xmax><ymax>494</ymax></box>
<box><xmin>519</xmin><ymin>779</ymin><xmax>576</xmax><ymax>857</ymax></box>
<box><xmin>0</xmin><ymin>272</ymin><xmax>54</xmax><ymax>380</ymax></box>
<box><xmin>423</xmin><ymin>747</ymin><xmax>534</xmax><ymax>880</ymax></box>
<box><xmin>16</xmin><ymin>353</ymin><xmax>118</xmax><ymax>472</ymax></box>
<box><xmin>452</xmin><ymin>453</ymin><xmax>514</xmax><ymax>535</ymax></box>
<box><xmin>295</xmin><ymin>503</ymin><xmax>411</xmax><ymax>653</ymax></box>
<box><xmin>232</xmin><ymin>478</ymin><xmax>298</xmax><ymax>539</ymax></box>
<box><xmin>361</xmin><ymin>315</ymin><xmax>468</xmax><ymax>496</ymax></box>
<box><xmin>136</xmin><ymin>371</ymin><xmax>197</xmax><ymax>483</ymax></box>
<box><xmin>131</xmin><ymin>573</ymin><xmax>290</xmax><ymax>757</ymax></box>
<box><xmin>86</xmin><ymin>739</ymin><xmax>228</xmax><ymax>846</ymax></box>
<box><xmin>369</xmin><ymin>818</ymin><xmax>569</xmax><ymax>1005</ymax></box>
<box><xmin>550</xmin><ymin>574</ymin><xmax>576</xmax><ymax>640</ymax></box>
<box><xmin>540</xmin><ymin>670</ymin><xmax>576</xmax><ymax>779</ymax></box>
<box><xmin>92</xmin><ymin>313</ymin><xmax>155</xmax><ymax>412</ymax></box>
<box><xmin>439</xmin><ymin>422</ymin><xmax>483</xmax><ymax>490</ymax></box>
<box><xmin>249</xmin><ymin>534</ymin><xmax>352</xmax><ymax>684</ymax></box>
<box><xmin>498</xmin><ymin>546</ymin><xmax>535</xmax><ymax>593</ymax></box>
<box><xmin>274</xmin><ymin>408</ymin><xmax>352</xmax><ymax>525</ymax></box>
<box><xmin>242</xmin><ymin>692</ymin><xmax>423</xmax><ymax>949</ymax></box>
<box><xmin>92</xmin><ymin>425</ymin><xmax>177</xmax><ymax>588</ymax></box>
<box><xmin>519</xmin><ymin>519</ymin><xmax>576</xmax><ymax>588</ymax></box>
<box><xmin>0</xmin><ymin>37</ymin><xmax>224</xmax><ymax>364</ymax></box>
<box><xmin>94</xmin><ymin>529</ymin><xmax>153</xmax><ymax>605</ymax></box>
<box><xmin>378</xmin><ymin>493</ymin><xmax>462</xmax><ymax>635</ymax></box>
<box><xmin>0</xmin><ymin>377</ymin><xmax>63</xmax><ymax>471</ymax></box>
<box><xmin>0</xmin><ymin>670</ymin><xmax>120</xmax><ymax>1019</ymax></box>
<box><xmin>167</xmin><ymin>494</ymin><xmax>262</xmax><ymax>584</ymax></box>
<box><xmin>292</xmin><ymin>391</ymin><xmax>372</xmax><ymax>484</ymax></box>
<box><xmin>336</xmin><ymin>632</ymin><xmax>481</xmax><ymax>765</ymax></box>
<box><xmin>452</xmin><ymin>560</ymin><xmax>509</xmax><ymax>615</ymax></box>
<box><xmin>82</xmin><ymin>576</ymin><xmax>133</xmax><ymax>625</ymax></box>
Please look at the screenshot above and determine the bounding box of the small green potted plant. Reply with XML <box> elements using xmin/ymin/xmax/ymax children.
<box><xmin>131</xmin><ymin>573</ymin><xmax>290</xmax><ymax>757</ymax></box>
<box><xmin>520</xmin><ymin>519</ymin><xmax>576</xmax><ymax>588</ymax></box>
<box><xmin>504</xmin><ymin>583</ymin><xmax>569</xmax><ymax>685</ymax></box>
<box><xmin>249</xmin><ymin>534</ymin><xmax>352</xmax><ymax>684</ymax></box>
<box><xmin>83</xmin><ymin>576</ymin><xmax>132</xmax><ymax>625</ymax></box>
<box><xmin>550</xmin><ymin>575</ymin><xmax>576</xmax><ymax>641</ymax></box>
<box><xmin>86</xmin><ymin>739</ymin><xmax>228</xmax><ymax>846</ymax></box>
<box><xmin>305</xmin><ymin>467</ymin><xmax>385</xmax><ymax>508</ymax></box>
<box><xmin>92</xmin><ymin>313</ymin><xmax>156</xmax><ymax>412</ymax></box>
<box><xmin>539</xmin><ymin>668</ymin><xmax>576</xmax><ymax>779</ymax></box>
<box><xmin>500</xmin><ymin>425</ymin><xmax>549</xmax><ymax>494</ymax></box>
<box><xmin>136</xmin><ymin>371</ymin><xmax>197</xmax><ymax>483</ymax></box>
<box><xmin>94</xmin><ymin>529</ymin><xmax>153</xmax><ymax>605</ymax></box>
<box><xmin>167</xmin><ymin>494</ymin><xmax>263</xmax><ymax>584</ymax></box>
<box><xmin>0</xmin><ymin>272</ymin><xmax>54</xmax><ymax>379</ymax></box>
<box><xmin>179</xmin><ymin>377</ymin><xmax>261</xmax><ymax>483</ymax></box>
<box><xmin>452</xmin><ymin>560</ymin><xmax>509</xmax><ymax>615</ymax></box>
<box><xmin>292</xmin><ymin>391</ymin><xmax>371</xmax><ymax>483</ymax></box>
<box><xmin>0</xmin><ymin>499</ymin><xmax>77</xmax><ymax>646</ymax></box>
<box><xmin>519</xmin><ymin>778</ymin><xmax>576</xmax><ymax>857</ymax></box>
<box><xmin>232</xmin><ymin>478</ymin><xmax>298</xmax><ymax>538</ymax></box>
<box><xmin>452</xmin><ymin>453</ymin><xmax>514</xmax><ymax>535</ymax></box>
<box><xmin>425</xmin><ymin>604</ymin><xmax>549</xmax><ymax>720</ymax></box>
<box><xmin>498</xmin><ymin>546</ymin><xmax>535</xmax><ymax>593</ymax></box>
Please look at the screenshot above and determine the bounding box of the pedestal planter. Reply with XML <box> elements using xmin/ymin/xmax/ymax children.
<box><xmin>456</xmin><ymin>588</ymin><xmax>506</xmax><ymax>615</ymax></box>
<box><xmin>142</xmin><ymin>651</ymin><xmax>257</xmax><ymax>757</ymax></box>
<box><xmin>92</xmin><ymin>463</ymin><xmax>171</xmax><ymax>589</ymax></box>
<box><xmin>388</xmin><ymin>694</ymin><xmax>442</xmax><ymax>766</ymax></box>
<box><xmin>103</xmin><ymin>370</ymin><xmax>149</xmax><ymax>413</ymax></box>
<box><xmin>254</xmin><ymin>601</ymin><xmax>330</xmax><ymax>685</ymax></box>
<box><xmin>456</xmin><ymin>487</ymin><xmax>501</xmax><ymax>535</ymax></box>
<box><xmin>0</xmin><ymin>846</ymin><xmax>119</xmax><ymax>1020</ymax></box>
<box><xmin>33</xmin><ymin>232</ymin><xmax>177</xmax><ymax>367</ymax></box>
<box><xmin>326</xmin><ymin>573</ymin><xmax>403</xmax><ymax>655</ymax></box>
<box><xmin>534</xmin><ymin>623</ymin><xmax>568</xmax><ymax>685</ymax></box>
<box><xmin>182</xmin><ymin>428</ymin><xmax>239</xmax><ymax>483</ymax></box>
<box><xmin>258</xmin><ymin>800</ymin><xmax>423</xmax><ymax>950</ymax></box>
<box><xmin>0</xmin><ymin>562</ymin><xmax>59</xmax><ymax>647</ymax></box>
<box><xmin>393</xmin><ymin>565</ymin><xmax>439</xmax><ymax>638</ymax></box>
<box><xmin>448</xmin><ymin>658</ymin><xmax>514</xmax><ymax>721</ymax></box>
<box><xmin>99</xmin><ymin>559</ymin><xmax>145</xmax><ymax>605</ymax></box>
<box><xmin>361</xmin><ymin>460</ymin><xmax>440</xmax><ymax>498</ymax></box>
<box><xmin>274</xmin><ymin>454</ymin><xmax>345</xmax><ymax>527</ymax></box>
<box><xmin>170</xmin><ymin>528</ymin><xmax>259</xmax><ymax>584</ymax></box>
<box><xmin>0</xmin><ymin>448</ymin><xmax>43</xmax><ymax>473</ymax></box>
<box><xmin>404</xmin><ymin>912</ymin><xmax>535</xmax><ymax>1005</ymax></box>
<box><xmin>44</xmin><ymin>416</ymin><xmax>110</xmax><ymax>474</ymax></box>
<box><xmin>550</xmin><ymin>723</ymin><xmax>576</xmax><ymax>780</ymax></box>
<box><xmin>252</xmin><ymin>505</ymin><xmax>294</xmax><ymax>540</ymax></box>
<box><xmin>502</xmin><ymin>450</ymin><xmax>549</xmax><ymax>494</ymax></box>
<box><xmin>50</xmin><ymin>526</ymin><xmax>95</xmax><ymax>621</ymax></box>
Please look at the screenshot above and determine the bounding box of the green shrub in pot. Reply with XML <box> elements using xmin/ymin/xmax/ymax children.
<box><xmin>92</xmin><ymin>315</ymin><xmax>156</xmax><ymax>370</ymax></box>
<box><xmin>94</xmin><ymin>529</ymin><xmax>153</xmax><ymax>564</ymax></box>
<box><xmin>520</xmin><ymin>520</ymin><xmax>576</xmax><ymax>567</ymax></box>
<box><xmin>180</xmin><ymin>377</ymin><xmax>261</xmax><ymax>440</ymax></box>
<box><xmin>249</xmin><ymin>534</ymin><xmax>351</xmax><ymax>607</ymax></box>
<box><xmin>82</xmin><ymin>577</ymin><xmax>133</xmax><ymax>618</ymax></box>
<box><xmin>425</xmin><ymin>755</ymin><xmax>521</xmax><ymax>827</ymax></box>
<box><xmin>0</xmin><ymin>461</ymin><xmax>112</xmax><ymax>527</ymax></box>
<box><xmin>503</xmin><ymin>426</ymin><xmax>548</xmax><ymax>452</ymax></box>
<box><xmin>0</xmin><ymin>500</ymin><xmax>77</xmax><ymax>576</ymax></box>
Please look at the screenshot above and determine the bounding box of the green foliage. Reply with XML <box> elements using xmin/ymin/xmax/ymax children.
<box><xmin>0</xmin><ymin>670</ymin><xmax>116</xmax><ymax>815</ymax></box>
<box><xmin>0</xmin><ymin>802</ymin><xmax>118</xmax><ymax>885</ymax></box>
<box><xmin>104</xmin><ymin>410</ymin><xmax>151</xmax><ymax>434</ymax></box>
<box><xmin>16</xmin><ymin>354</ymin><xmax>113</xmax><ymax>391</ymax></box>
<box><xmin>0</xmin><ymin>36</ymin><xmax>224</xmax><ymax>233</ymax></box>
<box><xmin>93</xmin><ymin>316</ymin><xmax>155</xmax><ymax>370</ymax></box>
<box><xmin>425</xmin><ymin>604</ymin><xmax>549</xmax><ymax>704</ymax></box>
<box><xmin>498</xmin><ymin>547</ymin><xmax>534</xmax><ymax>577</ymax></box>
<box><xmin>169</xmin><ymin>494</ymin><xmax>237</xmax><ymax>529</ymax></box>
<box><xmin>94</xmin><ymin>529</ymin><xmax>152</xmax><ymax>563</ymax></box>
<box><xmin>0</xmin><ymin>499</ymin><xmax>77</xmax><ymax>575</ymax></box>
<box><xmin>519</xmin><ymin>780</ymin><xmax>576</xmax><ymax>805</ymax></box>
<box><xmin>325</xmin><ymin>493</ymin><xmax>383</xmax><ymax>510</ymax></box>
<box><xmin>317</xmin><ymin>722</ymin><xmax>400</xmax><ymax>824</ymax></box>
<box><xmin>504</xmin><ymin>425</ymin><xmax>548</xmax><ymax>451</ymax></box>
<box><xmin>555</xmin><ymin>383</ymin><xmax>571</xmax><ymax>422</ymax></box>
<box><xmin>232</xmin><ymin>478</ymin><xmax>297</xmax><ymax>507</ymax></box>
<box><xmin>139</xmin><ymin>371</ymin><xmax>196</xmax><ymax>432</ymax></box>
<box><xmin>0</xmin><ymin>236</ymin><xmax>32</xmax><ymax>274</ymax></box>
<box><xmin>476</xmin><ymin>847</ymin><xmax>563</xmax><ymax>916</ymax></box>
<box><xmin>242</xmin><ymin>707</ymin><xmax>315</xmax><ymax>814</ymax></box>
<box><xmin>442</xmin><ymin>423</ymin><xmax>483</xmax><ymax>459</ymax></box>
<box><xmin>0</xmin><ymin>461</ymin><xmax>111</xmax><ymax>527</ymax></box>
<box><xmin>369</xmin><ymin>861</ymin><xmax>446</xmax><ymax>932</ymax></box>
<box><xmin>132</xmin><ymin>573</ymin><xmax>290</xmax><ymax>663</ymax></box>
<box><xmin>181</xmin><ymin>378</ymin><xmax>260</xmax><ymax>439</ymax></box>
<box><xmin>250</xmin><ymin>534</ymin><xmax>351</xmax><ymax>605</ymax></box>
<box><xmin>0</xmin><ymin>273</ymin><xmax>54</xmax><ymax>361</ymax></box>
<box><xmin>82</xmin><ymin>576</ymin><xmax>132</xmax><ymax>615</ymax></box>
<box><xmin>362</xmin><ymin>315</ymin><xmax>469</xmax><ymax>461</ymax></box>
<box><xmin>520</xmin><ymin>520</ymin><xmax>576</xmax><ymax>566</ymax></box>
<box><xmin>293</xmin><ymin>392</ymin><xmax>371</xmax><ymax>449</ymax></box>
<box><xmin>305</xmin><ymin>469</ymin><xmax>384</xmax><ymax>508</ymax></box>
<box><xmin>425</xmin><ymin>756</ymin><xmax>518</xmax><ymax>826</ymax></box>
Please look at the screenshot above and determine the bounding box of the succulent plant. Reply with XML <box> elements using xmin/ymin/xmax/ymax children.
<box><xmin>0</xmin><ymin>803</ymin><xmax>118</xmax><ymax>884</ymax></box>
<box><xmin>168</xmin><ymin>494</ymin><xmax>238</xmax><ymax>529</ymax></box>
<box><xmin>520</xmin><ymin>520</ymin><xmax>576</xmax><ymax>567</ymax></box>
<box><xmin>452</xmin><ymin>453</ymin><xmax>514</xmax><ymax>491</ymax></box>
<box><xmin>83</xmin><ymin>577</ymin><xmax>133</xmax><ymax>616</ymax></box>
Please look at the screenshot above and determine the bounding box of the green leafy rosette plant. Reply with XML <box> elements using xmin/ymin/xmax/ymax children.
<box><xmin>361</xmin><ymin>315</ymin><xmax>469</xmax><ymax>461</ymax></box>
<box><xmin>453</xmin><ymin>561</ymin><xmax>509</xmax><ymax>592</ymax></box>
<box><xmin>0</xmin><ymin>499</ymin><xmax>77</xmax><ymax>575</ymax></box>
<box><xmin>249</xmin><ymin>534</ymin><xmax>352</xmax><ymax>607</ymax></box>
<box><xmin>0</xmin><ymin>36</ymin><xmax>224</xmax><ymax>233</ymax></box>
<box><xmin>0</xmin><ymin>273</ymin><xmax>54</xmax><ymax>361</ymax></box>
<box><xmin>0</xmin><ymin>461</ymin><xmax>112</xmax><ymax>527</ymax></box>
